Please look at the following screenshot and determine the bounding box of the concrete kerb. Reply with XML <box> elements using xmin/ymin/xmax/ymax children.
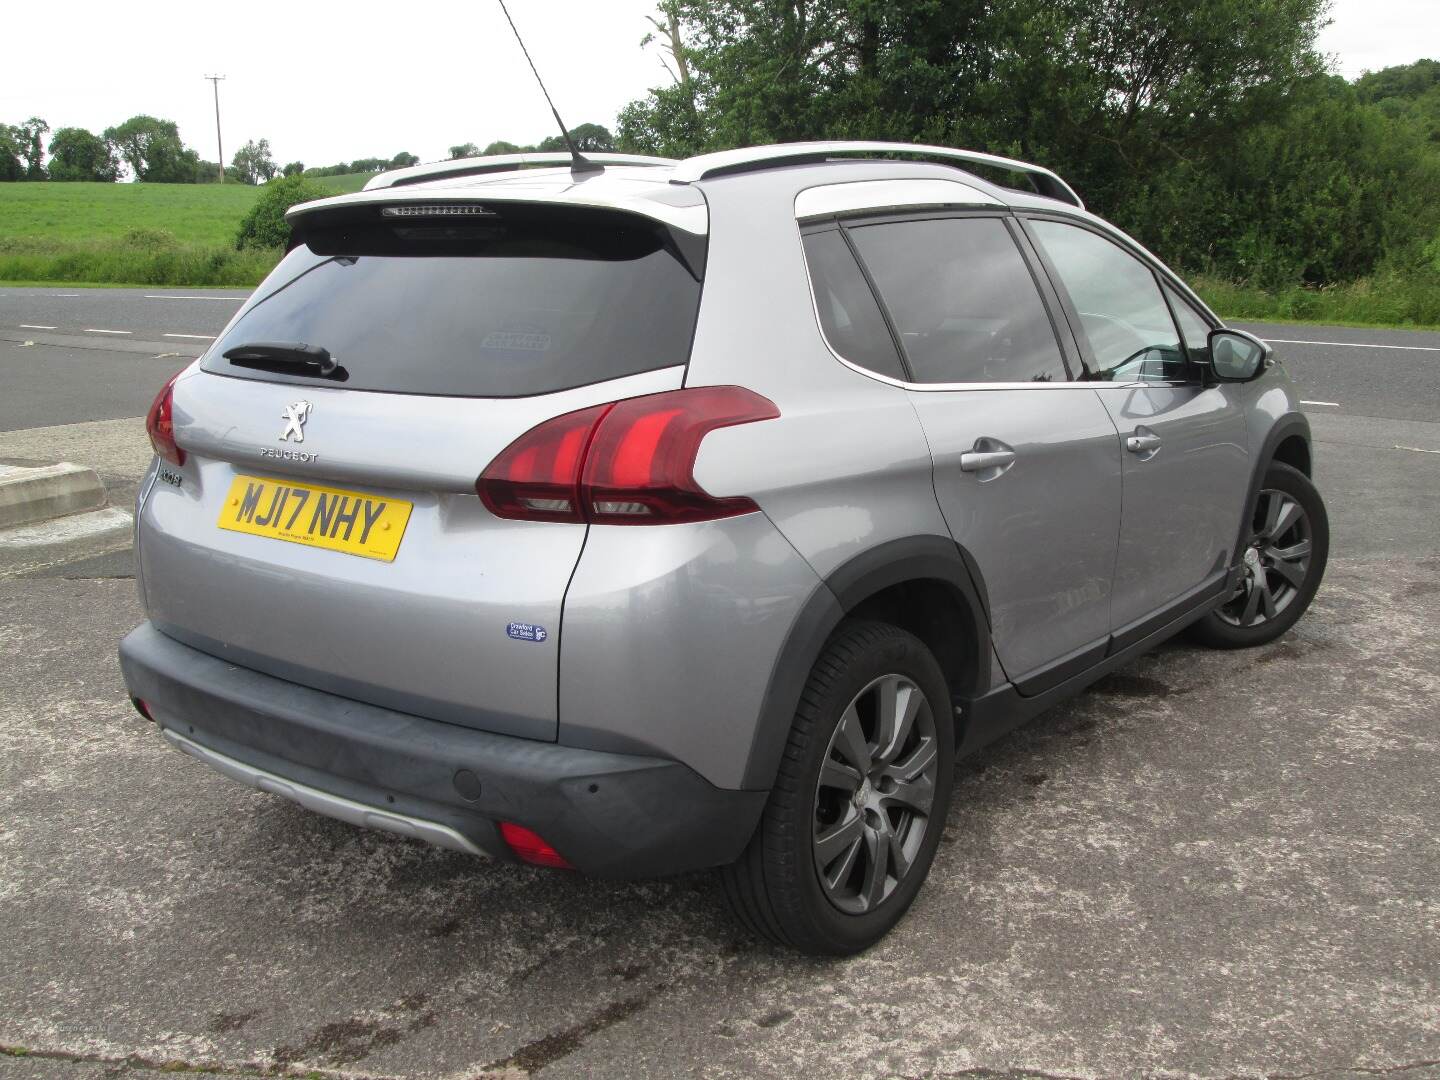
<box><xmin>0</xmin><ymin>463</ymin><xmax>107</xmax><ymax>530</ymax></box>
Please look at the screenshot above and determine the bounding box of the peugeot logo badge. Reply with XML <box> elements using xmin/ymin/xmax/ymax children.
<box><xmin>280</xmin><ymin>401</ymin><xmax>313</xmax><ymax>443</ymax></box>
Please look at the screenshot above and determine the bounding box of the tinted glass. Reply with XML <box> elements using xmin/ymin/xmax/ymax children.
<box><xmin>1165</xmin><ymin>283</ymin><xmax>1213</xmax><ymax>362</ymax></box>
<box><xmin>847</xmin><ymin>217</ymin><xmax>1067</xmax><ymax>383</ymax></box>
<box><xmin>204</xmin><ymin>214</ymin><xmax>702</xmax><ymax>398</ymax></box>
<box><xmin>801</xmin><ymin>229</ymin><xmax>906</xmax><ymax>380</ymax></box>
<box><xmin>1030</xmin><ymin>220</ymin><xmax>1188</xmax><ymax>382</ymax></box>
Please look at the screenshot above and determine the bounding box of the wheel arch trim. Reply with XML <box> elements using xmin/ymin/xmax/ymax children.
<box><xmin>1236</xmin><ymin>412</ymin><xmax>1312</xmax><ymax>561</ymax></box>
<box><xmin>739</xmin><ymin>535</ymin><xmax>993</xmax><ymax>790</ymax></box>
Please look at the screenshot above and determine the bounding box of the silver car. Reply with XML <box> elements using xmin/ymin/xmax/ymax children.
<box><xmin>120</xmin><ymin>143</ymin><xmax>1328</xmax><ymax>955</ymax></box>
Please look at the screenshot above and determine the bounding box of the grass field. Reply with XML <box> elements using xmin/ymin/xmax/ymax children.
<box><xmin>1</xmin><ymin>178</ymin><xmax>1437</xmax><ymax>325</ymax></box>
<box><xmin>0</xmin><ymin>175</ymin><xmax>379</xmax><ymax>287</ymax></box>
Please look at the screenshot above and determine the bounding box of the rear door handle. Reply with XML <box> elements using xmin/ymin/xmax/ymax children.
<box><xmin>1125</xmin><ymin>428</ymin><xmax>1162</xmax><ymax>455</ymax></box>
<box><xmin>959</xmin><ymin>437</ymin><xmax>1016</xmax><ymax>478</ymax></box>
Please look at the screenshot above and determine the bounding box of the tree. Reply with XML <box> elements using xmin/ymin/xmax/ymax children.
<box><xmin>232</xmin><ymin>138</ymin><xmax>278</xmax><ymax>184</ymax></box>
<box><xmin>0</xmin><ymin>126</ymin><xmax>24</xmax><ymax>181</ymax></box>
<box><xmin>482</xmin><ymin>140</ymin><xmax>526</xmax><ymax>154</ymax></box>
<box><xmin>103</xmin><ymin>115</ymin><xmax>199</xmax><ymax>182</ymax></box>
<box><xmin>46</xmin><ymin>127</ymin><xmax>120</xmax><ymax>182</ymax></box>
<box><xmin>449</xmin><ymin>142</ymin><xmax>481</xmax><ymax>159</ymax></box>
<box><xmin>234</xmin><ymin>174</ymin><xmax>334</xmax><ymax>250</ymax></box>
<box><xmin>537</xmin><ymin>123</ymin><xmax>617</xmax><ymax>153</ymax></box>
<box><xmin>17</xmin><ymin>117</ymin><xmax>49</xmax><ymax>178</ymax></box>
<box><xmin>616</xmin><ymin>0</ymin><xmax>1392</xmax><ymax>284</ymax></box>
<box><xmin>282</xmin><ymin>160</ymin><xmax>305</xmax><ymax>176</ymax></box>
<box><xmin>390</xmin><ymin>151</ymin><xmax>419</xmax><ymax>169</ymax></box>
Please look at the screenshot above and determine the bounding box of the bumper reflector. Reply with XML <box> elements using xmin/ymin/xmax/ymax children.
<box><xmin>500</xmin><ymin>821</ymin><xmax>572</xmax><ymax>869</ymax></box>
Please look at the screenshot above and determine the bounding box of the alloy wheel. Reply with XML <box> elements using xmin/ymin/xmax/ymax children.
<box><xmin>1217</xmin><ymin>487</ymin><xmax>1313</xmax><ymax>628</ymax></box>
<box><xmin>812</xmin><ymin>674</ymin><xmax>939</xmax><ymax>914</ymax></box>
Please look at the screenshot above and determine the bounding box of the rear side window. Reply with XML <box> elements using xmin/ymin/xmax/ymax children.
<box><xmin>846</xmin><ymin>217</ymin><xmax>1068</xmax><ymax>384</ymax></box>
<box><xmin>800</xmin><ymin>229</ymin><xmax>906</xmax><ymax>381</ymax></box>
<box><xmin>204</xmin><ymin>211</ymin><xmax>702</xmax><ymax>398</ymax></box>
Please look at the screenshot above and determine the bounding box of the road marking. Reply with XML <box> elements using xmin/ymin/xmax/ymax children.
<box><xmin>1265</xmin><ymin>337</ymin><xmax>1440</xmax><ymax>353</ymax></box>
<box><xmin>1395</xmin><ymin>445</ymin><xmax>1440</xmax><ymax>455</ymax></box>
<box><xmin>53</xmin><ymin>293</ymin><xmax>80</xmax><ymax>297</ymax></box>
<box><xmin>144</xmin><ymin>294</ymin><xmax>246</xmax><ymax>301</ymax></box>
<box><xmin>163</xmin><ymin>333</ymin><xmax>215</xmax><ymax>340</ymax></box>
<box><xmin>83</xmin><ymin>328</ymin><xmax>132</xmax><ymax>335</ymax></box>
<box><xmin>1300</xmin><ymin>400</ymin><xmax>1340</xmax><ymax>407</ymax></box>
<box><xmin>19</xmin><ymin>324</ymin><xmax>56</xmax><ymax>330</ymax></box>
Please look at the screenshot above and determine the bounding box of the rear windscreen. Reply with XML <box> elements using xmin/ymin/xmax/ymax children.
<box><xmin>203</xmin><ymin>209</ymin><xmax>703</xmax><ymax>398</ymax></box>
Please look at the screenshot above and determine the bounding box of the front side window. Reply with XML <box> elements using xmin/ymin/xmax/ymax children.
<box><xmin>846</xmin><ymin>217</ymin><xmax>1069</xmax><ymax>384</ymax></box>
<box><xmin>1030</xmin><ymin>220</ymin><xmax>1188</xmax><ymax>383</ymax></box>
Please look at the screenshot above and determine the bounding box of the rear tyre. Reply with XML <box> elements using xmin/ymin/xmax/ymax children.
<box><xmin>721</xmin><ymin>620</ymin><xmax>954</xmax><ymax>955</ymax></box>
<box><xmin>1189</xmin><ymin>461</ymin><xmax>1328</xmax><ymax>649</ymax></box>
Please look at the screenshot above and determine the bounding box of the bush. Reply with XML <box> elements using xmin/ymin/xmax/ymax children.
<box><xmin>234</xmin><ymin>174</ymin><xmax>333</xmax><ymax>250</ymax></box>
<box><xmin>121</xmin><ymin>227</ymin><xmax>178</xmax><ymax>250</ymax></box>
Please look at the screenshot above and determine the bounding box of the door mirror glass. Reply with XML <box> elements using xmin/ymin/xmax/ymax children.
<box><xmin>1206</xmin><ymin>329</ymin><xmax>1270</xmax><ymax>381</ymax></box>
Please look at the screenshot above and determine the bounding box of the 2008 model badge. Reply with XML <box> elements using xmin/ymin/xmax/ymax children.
<box><xmin>280</xmin><ymin>401</ymin><xmax>313</xmax><ymax>443</ymax></box>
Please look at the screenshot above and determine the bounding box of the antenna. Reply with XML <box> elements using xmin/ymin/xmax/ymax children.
<box><xmin>495</xmin><ymin>0</ymin><xmax>601</xmax><ymax>174</ymax></box>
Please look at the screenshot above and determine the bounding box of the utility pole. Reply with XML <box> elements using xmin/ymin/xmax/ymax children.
<box><xmin>204</xmin><ymin>75</ymin><xmax>226</xmax><ymax>182</ymax></box>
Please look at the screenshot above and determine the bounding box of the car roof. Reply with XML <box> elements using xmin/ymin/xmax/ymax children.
<box><xmin>285</xmin><ymin>143</ymin><xmax>1085</xmax><ymax>237</ymax></box>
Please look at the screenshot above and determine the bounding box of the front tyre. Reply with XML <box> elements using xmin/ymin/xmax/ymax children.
<box><xmin>721</xmin><ymin>620</ymin><xmax>954</xmax><ymax>955</ymax></box>
<box><xmin>1190</xmin><ymin>461</ymin><xmax>1329</xmax><ymax>649</ymax></box>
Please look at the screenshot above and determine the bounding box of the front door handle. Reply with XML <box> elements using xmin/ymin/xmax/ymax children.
<box><xmin>1125</xmin><ymin>428</ymin><xmax>1162</xmax><ymax>455</ymax></box>
<box><xmin>959</xmin><ymin>437</ymin><xmax>1016</xmax><ymax>479</ymax></box>
<box><xmin>960</xmin><ymin>449</ymin><xmax>1017</xmax><ymax>472</ymax></box>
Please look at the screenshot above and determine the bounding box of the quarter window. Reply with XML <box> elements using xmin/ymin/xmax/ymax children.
<box><xmin>1165</xmin><ymin>283</ymin><xmax>1214</xmax><ymax>363</ymax></box>
<box><xmin>1030</xmin><ymin>220</ymin><xmax>1189</xmax><ymax>383</ymax></box>
<box><xmin>846</xmin><ymin>217</ymin><xmax>1068</xmax><ymax>384</ymax></box>
<box><xmin>800</xmin><ymin>229</ymin><xmax>907</xmax><ymax>381</ymax></box>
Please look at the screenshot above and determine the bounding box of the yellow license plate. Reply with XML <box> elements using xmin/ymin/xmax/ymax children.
<box><xmin>217</xmin><ymin>474</ymin><xmax>413</xmax><ymax>562</ymax></box>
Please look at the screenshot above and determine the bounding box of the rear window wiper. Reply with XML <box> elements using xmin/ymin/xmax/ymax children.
<box><xmin>223</xmin><ymin>342</ymin><xmax>348</xmax><ymax>382</ymax></box>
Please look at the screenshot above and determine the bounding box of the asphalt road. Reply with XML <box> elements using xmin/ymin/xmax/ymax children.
<box><xmin>3</xmin><ymin>286</ymin><xmax>1438</xmax><ymax>426</ymax></box>
<box><xmin>1</xmin><ymin>289</ymin><xmax>1438</xmax><ymax>1079</ymax></box>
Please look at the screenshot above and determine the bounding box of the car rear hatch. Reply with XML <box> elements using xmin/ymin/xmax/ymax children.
<box><xmin>138</xmin><ymin>196</ymin><xmax>705</xmax><ymax>741</ymax></box>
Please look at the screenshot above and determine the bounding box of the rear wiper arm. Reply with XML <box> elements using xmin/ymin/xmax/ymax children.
<box><xmin>223</xmin><ymin>341</ymin><xmax>347</xmax><ymax>381</ymax></box>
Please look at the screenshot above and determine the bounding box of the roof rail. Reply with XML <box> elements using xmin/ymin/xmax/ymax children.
<box><xmin>365</xmin><ymin>152</ymin><xmax>679</xmax><ymax>191</ymax></box>
<box><xmin>671</xmin><ymin>141</ymin><xmax>1083</xmax><ymax>209</ymax></box>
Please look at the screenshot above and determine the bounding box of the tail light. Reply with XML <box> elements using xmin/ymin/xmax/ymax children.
<box><xmin>478</xmin><ymin>386</ymin><xmax>779</xmax><ymax>525</ymax></box>
<box><xmin>145</xmin><ymin>372</ymin><xmax>185</xmax><ymax>465</ymax></box>
<box><xmin>499</xmin><ymin>821</ymin><xmax>572</xmax><ymax>869</ymax></box>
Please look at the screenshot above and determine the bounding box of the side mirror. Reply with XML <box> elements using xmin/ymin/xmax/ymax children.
<box><xmin>1205</xmin><ymin>328</ymin><xmax>1272</xmax><ymax>382</ymax></box>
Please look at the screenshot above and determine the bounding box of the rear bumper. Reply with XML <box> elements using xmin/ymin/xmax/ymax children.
<box><xmin>119</xmin><ymin>621</ymin><xmax>765</xmax><ymax>878</ymax></box>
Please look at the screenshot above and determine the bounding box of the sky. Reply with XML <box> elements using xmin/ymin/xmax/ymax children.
<box><xmin>2</xmin><ymin>0</ymin><xmax>1436</xmax><ymax>172</ymax></box>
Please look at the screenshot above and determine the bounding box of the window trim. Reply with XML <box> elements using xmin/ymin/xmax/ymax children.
<box><xmin>1018</xmin><ymin>213</ymin><xmax>1202</xmax><ymax>387</ymax></box>
<box><xmin>798</xmin><ymin>209</ymin><xmax>1081</xmax><ymax>390</ymax></box>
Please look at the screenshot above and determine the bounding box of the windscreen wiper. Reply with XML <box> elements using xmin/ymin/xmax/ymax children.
<box><xmin>223</xmin><ymin>342</ymin><xmax>347</xmax><ymax>381</ymax></box>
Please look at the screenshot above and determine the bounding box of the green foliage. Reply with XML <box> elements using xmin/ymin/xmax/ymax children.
<box><xmin>46</xmin><ymin>127</ymin><xmax>120</xmax><ymax>182</ymax></box>
<box><xmin>233</xmin><ymin>174</ymin><xmax>333</xmax><ymax>250</ymax></box>
<box><xmin>0</xmin><ymin>234</ymin><xmax>279</xmax><ymax>287</ymax></box>
<box><xmin>483</xmin><ymin>140</ymin><xmax>525</xmax><ymax>155</ymax></box>
<box><xmin>537</xmin><ymin>123</ymin><xmax>617</xmax><ymax>152</ymax></box>
<box><xmin>617</xmin><ymin>2</ymin><xmax>1440</xmax><ymax>292</ymax></box>
<box><xmin>1</xmin><ymin>125</ymin><xmax>30</xmax><ymax>181</ymax></box>
<box><xmin>282</xmin><ymin>161</ymin><xmax>305</xmax><ymax>177</ymax></box>
<box><xmin>232</xmin><ymin>138</ymin><xmax>278</xmax><ymax>185</ymax></box>
<box><xmin>1191</xmin><ymin>271</ymin><xmax>1440</xmax><ymax>328</ymax></box>
<box><xmin>16</xmin><ymin>117</ymin><xmax>48</xmax><ymax>178</ymax></box>
<box><xmin>103</xmin><ymin>115</ymin><xmax>199</xmax><ymax>182</ymax></box>
<box><xmin>449</xmin><ymin>142</ymin><xmax>481</xmax><ymax>159</ymax></box>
